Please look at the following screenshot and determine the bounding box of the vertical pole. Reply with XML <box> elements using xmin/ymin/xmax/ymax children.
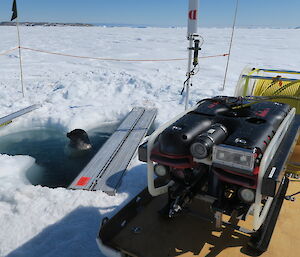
<box><xmin>220</xmin><ymin>0</ymin><xmax>239</xmax><ymax>91</ymax></box>
<box><xmin>185</xmin><ymin>0</ymin><xmax>199</xmax><ymax>110</ymax></box>
<box><xmin>185</xmin><ymin>38</ymin><xmax>193</xmax><ymax>110</ymax></box>
<box><xmin>16</xmin><ymin>17</ymin><xmax>25</xmax><ymax>97</ymax></box>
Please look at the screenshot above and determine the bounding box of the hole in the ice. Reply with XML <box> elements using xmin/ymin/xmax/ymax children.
<box><xmin>0</xmin><ymin>123</ymin><xmax>119</xmax><ymax>188</ymax></box>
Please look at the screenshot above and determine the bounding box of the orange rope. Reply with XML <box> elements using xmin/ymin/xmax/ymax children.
<box><xmin>20</xmin><ymin>46</ymin><xmax>228</xmax><ymax>62</ymax></box>
<box><xmin>20</xmin><ymin>46</ymin><xmax>186</xmax><ymax>62</ymax></box>
<box><xmin>200</xmin><ymin>53</ymin><xmax>229</xmax><ymax>59</ymax></box>
<box><xmin>0</xmin><ymin>46</ymin><xmax>19</xmax><ymax>56</ymax></box>
<box><xmin>0</xmin><ymin>46</ymin><xmax>228</xmax><ymax>62</ymax></box>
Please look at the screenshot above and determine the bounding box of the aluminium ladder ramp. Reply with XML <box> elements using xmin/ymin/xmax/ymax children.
<box><xmin>93</xmin><ymin>108</ymin><xmax>157</xmax><ymax>194</ymax></box>
<box><xmin>0</xmin><ymin>104</ymin><xmax>41</xmax><ymax>127</ymax></box>
<box><xmin>68</xmin><ymin>107</ymin><xmax>157</xmax><ymax>194</ymax></box>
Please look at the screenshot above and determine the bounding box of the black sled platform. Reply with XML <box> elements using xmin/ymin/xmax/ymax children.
<box><xmin>97</xmin><ymin>178</ymin><xmax>300</xmax><ymax>257</ymax></box>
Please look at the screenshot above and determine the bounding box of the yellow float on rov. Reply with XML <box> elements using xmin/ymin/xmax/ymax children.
<box><xmin>235</xmin><ymin>67</ymin><xmax>300</xmax><ymax>175</ymax></box>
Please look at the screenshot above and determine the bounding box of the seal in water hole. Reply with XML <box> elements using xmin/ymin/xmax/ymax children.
<box><xmin>66</xmin><ymin>129</ymin><xmax>92</xmax><ymax>157</ymax></box>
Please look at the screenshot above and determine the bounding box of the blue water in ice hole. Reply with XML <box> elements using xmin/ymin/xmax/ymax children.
<box><xmin>0</xmin><ymin>123</ymin><xmax>119</xmax><ymax>188</ymax></box>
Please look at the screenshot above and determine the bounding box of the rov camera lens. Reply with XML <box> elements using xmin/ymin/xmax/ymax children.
<box><xmin>154</xmin><ymin>164</ymin><xmax>168</xmax><ymax>177</ymax></box>
<box><xmin>190</xmin><ymin>123</ymin><xmax>227</xmax><ymax>159</ymax></box>
<box><xmin>238</xmin><ymin>188</ymin><xmax>255</xmax><ymax>203</ymax></box>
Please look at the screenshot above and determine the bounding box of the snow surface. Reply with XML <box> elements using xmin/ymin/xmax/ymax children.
<box><xmin>0</xmin><ymin>26</ymin><xmax>299</xmax><ymax>257</ymax></box>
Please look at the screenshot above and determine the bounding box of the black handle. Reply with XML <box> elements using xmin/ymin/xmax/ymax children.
<box><xmin>193</xmin><ymin>39</ymin><xmax>200</xmax><ymax>66</ymax></box>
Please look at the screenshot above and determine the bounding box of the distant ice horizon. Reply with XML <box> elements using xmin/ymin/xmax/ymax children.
<box><xmin>1</xmin><ymin>20</ymin><xmax>299</xmax><ymax>29</ymax></box>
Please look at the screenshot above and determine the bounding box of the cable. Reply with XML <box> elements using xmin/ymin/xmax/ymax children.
<box><xmin>285</xmin><ymin>190</ymin><xmax>300</xmax><ymax>201</ymax></box>
<box><xmin>245</xmin><ymin>95</ymin><xmax>300</xmax><ymax>101</ymax></box>
<box><xmin>259</xmin><ymin>76</ymin><xmax>282</xmax><ymax>96</ymax></box>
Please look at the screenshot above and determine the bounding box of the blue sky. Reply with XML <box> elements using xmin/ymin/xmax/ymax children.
<box><xmin>0</xmin><ymin>0</ymin><xmax>299</xmax><ymax>27</ymax></box>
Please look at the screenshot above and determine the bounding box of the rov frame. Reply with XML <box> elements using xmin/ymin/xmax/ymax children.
<box><xmin>146</xmin><ymin>105</ymin><xmax>295</xmax><ymax>232</ymax></box>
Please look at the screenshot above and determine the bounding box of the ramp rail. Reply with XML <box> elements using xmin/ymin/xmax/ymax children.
<box><xmin>0</xmin><ymin>104</ymin><xmax>41</xmax><ymax>127</ymax></box>
<box><xmin>68</xmin><ymin>107</ymin><xmax>157</xmax><ymax>195</ymax></box>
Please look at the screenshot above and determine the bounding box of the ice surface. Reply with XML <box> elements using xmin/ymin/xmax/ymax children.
<box><xmin>0</xmin><ymin>26</ymin><xmax>299</xmax><ymax>257</ymax></box>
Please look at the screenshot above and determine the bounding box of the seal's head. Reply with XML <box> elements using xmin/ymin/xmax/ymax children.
<box><xmin>66</xmin><ymin>129</ymin><xmax>92</xmax><ymax>157</ymax></box>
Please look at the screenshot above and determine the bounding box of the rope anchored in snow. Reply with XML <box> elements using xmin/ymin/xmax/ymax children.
<box><xmin>20</xmin><ymin>46</ymin><xmax>228</xmax><ymax>62</ymax></box>
<box><xmin>0</xmin><ymin>46</ymin><xmax>228</xmax><ymax>62</ymax></box>
<box><xmin>0</xmin><ymin>46</ymin><xmax>19</xmax><ymax>56</ymax></box>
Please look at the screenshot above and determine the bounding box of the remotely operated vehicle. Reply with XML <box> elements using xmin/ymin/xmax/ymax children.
<box><xmin>142</xmin><ymin>95</ymin><xmax>295</xmax><ymax>225</ymax></box>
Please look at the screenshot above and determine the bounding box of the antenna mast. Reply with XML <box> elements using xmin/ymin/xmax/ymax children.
<box><xmin>220</xmin><ymin>0</ymin><xmax>239</xmax><ymax>91</ymax></box>
<box><xmin>184</xmin><ymin>0</ymin><xmax>200</xmax><ymax>110</ymax></box>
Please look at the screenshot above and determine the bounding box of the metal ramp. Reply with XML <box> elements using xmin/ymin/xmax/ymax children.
<box><xmin>0</xmin><ymin>104</ymin><xmax>41</xmax><ymax>127</ymax></box>
<box><xmin>68</xmin><ymin>107</ymin><xmax>157</xmax><ymax>195</ymax></box>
